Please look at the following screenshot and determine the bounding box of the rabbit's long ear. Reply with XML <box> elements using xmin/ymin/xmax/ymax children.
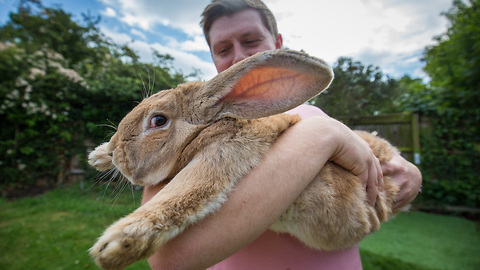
<box><xmin>196</xmin><ymin>50</ymin><xmax>334</xmax><ymax>120</ymax></box>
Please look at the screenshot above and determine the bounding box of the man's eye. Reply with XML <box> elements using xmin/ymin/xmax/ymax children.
<box><xmin>245</xmin><ymin>39</ymin><xmax>260</xmax><ymax>46</ymax></box>
<box><xmin>218</xmin><ymin>47</ymin><xmax>230</xmax><ymax>55</ymax></box>
<box><xmin>149</xmin><ymin>115</ymin><xmax>169</xmax><ymax>128</ymax></box>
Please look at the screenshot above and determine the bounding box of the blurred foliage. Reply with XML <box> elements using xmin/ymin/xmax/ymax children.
<box><xmin>310</xmin><ymin>57</ymin><xmax>402</xmax><ymax>118</ymax></box>
<box><xmin>0</xmin><ymin>1</ymin><xmax>186</xmax><ymax>189</ymax></box>
<box><xmin>396</xmin><ymin>0</ymin><xmax>480</xmax><ymax>207</ymax></box>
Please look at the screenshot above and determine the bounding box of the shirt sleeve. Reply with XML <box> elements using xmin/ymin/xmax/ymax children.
<box><xmin>286</xmin><ymin>104</ymin><xmax>329</xmax><ymax>119</ymax></box>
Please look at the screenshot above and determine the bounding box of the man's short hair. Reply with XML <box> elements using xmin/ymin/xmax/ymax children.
<box><xmin>200</xmin><ymin>0</ymin><xmax>279</xmax><ymax>47</ymax></box>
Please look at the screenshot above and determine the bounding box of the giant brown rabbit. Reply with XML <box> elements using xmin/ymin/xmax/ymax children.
<box><xmin>88</xmin><ymin>49</ymin><xmax>405</xmax><ymax>270</ymax></box>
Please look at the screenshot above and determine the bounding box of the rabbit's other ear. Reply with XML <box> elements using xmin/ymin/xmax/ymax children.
<box><xmin>88</xmin><ymin>142</ymin><xmax>115</xmax><ymax>171</ymax></box>
<box><xmin>196</xmin><ymin>50</ymin><xmax>334</xmax><ymax>120</ymax></box>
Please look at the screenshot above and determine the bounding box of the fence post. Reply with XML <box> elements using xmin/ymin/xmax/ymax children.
<box><xmin>411</xmin><ymin>113</ymin><xmax>421</xmax><ymax>165</ymax></box>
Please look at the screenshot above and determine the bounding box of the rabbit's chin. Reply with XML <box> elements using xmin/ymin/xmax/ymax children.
<box><xmin>117</xmin><ymin>163</ymin><xmax>171</xmax><ymax>186</ymax></box>
<box><xmin>128</xmin><ymin>173</ymin><xmax>172</xmax><ymax>187</ymax></box>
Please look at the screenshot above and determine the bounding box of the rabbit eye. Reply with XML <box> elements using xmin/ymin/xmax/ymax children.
<box><xmin>149</xmin><ymin>115</ymin><xmax>169</xmax><ymax>129</ymax></box>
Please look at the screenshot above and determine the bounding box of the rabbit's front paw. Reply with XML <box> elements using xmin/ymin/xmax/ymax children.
<box><xmin>90</xmin><ymin>218</ymin><xmax>158</xmax><ymax>270</ymax></box>
<box><xmin>88</xmin><ymin>142</ymin><xmax>114</xmax><ymax>171</ymax></box>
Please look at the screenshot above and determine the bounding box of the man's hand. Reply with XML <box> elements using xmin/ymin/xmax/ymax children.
<box><xmin>382</xmin><ymin>151</ymin><xmax>422</xmax><ymax>208</ymax></box>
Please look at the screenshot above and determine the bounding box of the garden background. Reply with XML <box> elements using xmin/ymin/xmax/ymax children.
<box><xmin>1</xmin><ymin>0</ymin><xmax>479</xmax><ymax>269</ymax></box>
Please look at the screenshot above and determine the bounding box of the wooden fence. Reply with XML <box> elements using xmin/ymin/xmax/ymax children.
<box><xmin>338</xmin><ymin>113</ymin><xmax>421</xmax><ymax>165</ymax></box>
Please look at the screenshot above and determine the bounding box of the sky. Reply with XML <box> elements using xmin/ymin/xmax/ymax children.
<box><xmin>0</xmin><ymin>0</ymin><xmax>454</xmax><ymax>81</ymax></box>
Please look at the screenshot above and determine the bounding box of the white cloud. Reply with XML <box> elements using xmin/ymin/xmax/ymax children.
<box><xmin>149</xmin><ymin>42</ymin><xmax>216</xmax><ymax>79</ymax></box>
<box><xmin>100</xmin><ymin>25</ymin><xmax>216</xmax><ymax>81</ymax></box>
<box><xmin>95</xmin><ymin>0</ymin><xmax>452</xmax><ymax>80</ymax></box>
<box><xmin>100</xmin><ymin>26</ymin><xmax>133</xmax><ymax>44</ymax></box>
<box><xmin>101</xmin><ymin>7</ymin><xmax>117</xmax><ymax>17</ymax></box>
<box><xmin>101</xmin><ymin>0</ymin><xmax>210</xmax><ymax>35</ymax></box>
<box><xmin>266</xmin><ymin>0</ymin><xmax>451</xmax><ymax>77</ymax></box>
<box><xmin>164</xmin><ymin>35</ymin><xmax>209</xmax><ymax>52</ymax></box>
<box><xmin>0</xmin><ymin>0</ymin><xmax>454</xmax><ymax>80</ymax></box>
<box><xmin>130</xmin><ymin>28</ymin><xmax>147</xmax><ymax>40</ymax></box>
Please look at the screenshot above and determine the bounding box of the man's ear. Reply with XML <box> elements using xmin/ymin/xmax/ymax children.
<box><xmin>275</xmin><ymin>34</ymin><xmax>283</xmax><ymax>49</ymax></box>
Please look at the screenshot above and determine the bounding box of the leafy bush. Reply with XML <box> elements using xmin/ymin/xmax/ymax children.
<box><xmin>311</xmin><ymin>57</ymin><xmax>401</xmax><ymax>118</ymax></box>
<box><xmin>419</xmin><ymin>111</ymin><xmax>480</xmax><ymax>207</ymax></box>
<box><xmin>0</xmin><ymin>3</ymin><xmax>186</xmax><ymax>190</ymax></box>
<box><xmin>397</xmin><ymin>0</ymin><xmax>480</xmax><ymax>207</ymax></box>
<box><xmin>419</xmin><ymin>0</ymin><xmax>480</xmax><ymax>207</ymax></box>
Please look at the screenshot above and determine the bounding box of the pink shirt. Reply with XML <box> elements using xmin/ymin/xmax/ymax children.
<box><xmin>208</xmin><ymin>231</ymin><xmax>362</xmax><ymax>270</ymax></box>
<box><xmin>209</xmin><ymin>105</ymin><xmax>363</xmax><ymax>270</ymax></box>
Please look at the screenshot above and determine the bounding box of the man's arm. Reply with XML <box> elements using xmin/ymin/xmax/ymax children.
<box><xmin>143</xmin><ymin>116</ymin><xmax>382</xmax><ymax>269</ymax></box>
<box><xmin>287</xmin><ymin>105</ymin><xmax>422</xmax><ymax>209</ymax></box>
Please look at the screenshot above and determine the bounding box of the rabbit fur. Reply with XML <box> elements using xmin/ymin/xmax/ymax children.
<box><xmin>88</xmin><ymin>49</ymin><xmax>403</xmax><ymax>270</ymax></box>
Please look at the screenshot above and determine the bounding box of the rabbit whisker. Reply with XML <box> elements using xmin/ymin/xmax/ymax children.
<box><xmin>130</xmin><ymin>185</ymin><xmax>141</xmax><ymax>209</ymax></box>
<box><xmin>84</xmin><ymin>167</ymin><xmax>116</xmax><ymax>192</ymax></box>
<box><xmin>100</xmin><ymin>169</ymin><xmax>121</xmax><ymax>204</ymax></box>
<box><xmin>96</xmin><ymin>123</ymin><xmax>117</xmax><ymax>131</ymax></box>
<box><xmin>150</xmin><ymin>66</ymin><xmax>156</xmax><ymax>97</ymax></box>
<box><xmin>108</xmin><ymin>178</ymin><xmax>127</xmax><ymax>207</ymax></box>
<box><xmin>133</xmin><ymin>64</ymin><xmax>150</xmax><ymax>100</ymax></box>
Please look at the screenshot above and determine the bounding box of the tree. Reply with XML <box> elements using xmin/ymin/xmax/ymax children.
<box><xmin>0</xmin><ymin>1</ymin><xmax>187</xmax><ymax>191</ymax></box>
<box><xmin>0</xmin><ymin>1</ymin><xmax>105</xmax><ymax>67</ymax></box>
<box><xmin>406</xmin><ymin>0</ymin><xmax>480</xmax><ymax>207</ymax></box>
<box><xmin>424</xmin><ymin>0</ymin><xmax>480</xmax><ymax>110</ymax></box>
<box><xmin>311</xmin><ymin>57</ymin><xmax>401</xmax><ymax>118</ymax></box>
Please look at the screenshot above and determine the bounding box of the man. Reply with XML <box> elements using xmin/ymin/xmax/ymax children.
<box><xmin>143</xmin><ymin>1</ymin><xmax>422</xmax><ymax>269</ymax></box>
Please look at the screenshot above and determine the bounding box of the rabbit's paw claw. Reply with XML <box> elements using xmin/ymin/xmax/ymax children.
<box><xmin>90</xmin><ymin>221</ymin><xmax>154</xmax><ymax>270</ymax></box>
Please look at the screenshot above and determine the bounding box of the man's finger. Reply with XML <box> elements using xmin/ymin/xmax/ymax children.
<box><xmin>366</xmin><ymin>182</ymin><xmax>378</xmax><ymax>207</ymax></box>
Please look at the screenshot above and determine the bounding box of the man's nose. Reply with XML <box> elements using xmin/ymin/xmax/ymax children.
<box><xmin>232</xmin><ymin>45</ymin><xmax>249</xmax><ymax>65</ymax></box>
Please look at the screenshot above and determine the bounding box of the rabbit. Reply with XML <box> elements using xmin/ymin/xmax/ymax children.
<box><xmin>88</xmin><ymin>49</ymin><xmax>404</xmax><ymax>270</ymax></box>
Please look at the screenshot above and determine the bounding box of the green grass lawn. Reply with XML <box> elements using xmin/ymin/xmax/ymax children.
<box><xmin>359</xmin><ymin>211</ymin><xmax>480</xmax><ymax>270</ymax></box>
<box><xmin>0</xmin><ymin>184</ymin><xmax>479</xmax><ymax>270</ymax></box>
<box><xmin>0</xmin><ymin>183</ymin><xmax>149</xmax><ymax>270</ymax></box>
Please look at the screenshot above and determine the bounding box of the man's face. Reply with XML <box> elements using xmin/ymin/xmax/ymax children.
<box><xmin>209</xmin><ymin>9</ymin><xmax>282</xmax><ymax>73</ymax></box>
